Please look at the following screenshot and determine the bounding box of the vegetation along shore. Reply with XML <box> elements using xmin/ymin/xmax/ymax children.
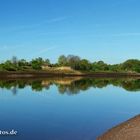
<box><xmin>0</xmin><ymin>55</ymin><xmax>140</xmax><ymax>78</ymax></box>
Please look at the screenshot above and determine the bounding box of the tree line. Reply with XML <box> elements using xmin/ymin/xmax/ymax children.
<box><xmin>0</xmin><ymin>55</ymin><xmax>140</xmax><ymax>73</ymax></box>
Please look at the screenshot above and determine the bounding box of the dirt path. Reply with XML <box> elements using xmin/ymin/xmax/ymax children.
<box><xmin>97</xmin><ymin>115</ymin><xmax>140</xmax><ymax>140</ymax></box>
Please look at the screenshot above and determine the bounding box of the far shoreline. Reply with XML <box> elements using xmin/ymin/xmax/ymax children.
<box><xmin>0</xmin><ymin>71</ymin><xmax>140</xmax><ymax>79</ymax></box>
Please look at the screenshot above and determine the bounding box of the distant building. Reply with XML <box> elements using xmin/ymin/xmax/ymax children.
<box><xmin>42</xmin><ymin>65</ymin><xmax>73</xmax><ymax>71</ymax></box>
<box><xmin>41</xmin><ymin>65</ymin><xmax>51</xmax><ymax>70</ymax></box>
<box><xmin>55</xmin><ymin>66</ymin><xmax>72</xmax><ymax>71</ymax></box>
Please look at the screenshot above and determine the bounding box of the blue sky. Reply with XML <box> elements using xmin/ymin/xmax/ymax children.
<box><xmin>0</xmin><ymin>0</ymin><xmax>140</xmax><ymax>64</ymax></box>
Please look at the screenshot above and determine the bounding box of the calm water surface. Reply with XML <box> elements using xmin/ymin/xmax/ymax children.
<box><xmin>0</xmin><ymin>78</ymin><xmax>140</xmax><ymax>140</ymax></box>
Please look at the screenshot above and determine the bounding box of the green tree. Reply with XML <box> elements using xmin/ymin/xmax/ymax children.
<box><xmin>92</xmin><ymin>61</ymin><xmax>109</xmax><ymax>71</ymax></box>
<box><xmin>122</xmin><ymin>59</ymin><xmax>140</xmax><ymax>73</ymax></box>
<box><xmin>66</xmin><ymin>55</ymin><xmax>81</xmax><ymax>69</ymax></box>
<box><xmin>78</xmin><ymin>59</ymin><xmax>91</xmax><ymax>70</ymax></box>
<box><xmin>58</xmin><ymin>55</ymin><xmax>67</xmax><ymax>66</ymax></box>
<box><xmin>18</xmin><ymin>59</ymin><xmax>28</xmax><ymax>67</ymax></box>
<box><xmin>3</xmin><ymin>60</ymin><xmax>17</xmax><ymax>71</ymax></box>
<box><xmin>31</xmin><ymin>57</ymin><xmax>44</xmax><ymax>70</ymax></box>
<box><xmin>44</xmin><ymin>59</ymin><xmax>50</xmax><ymax>65</ymax></box>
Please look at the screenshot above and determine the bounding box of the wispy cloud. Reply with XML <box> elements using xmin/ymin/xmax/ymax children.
<box><xmin>0</xmin><ymin>44</ymin><xmax>58</xmax><ymax>61</ymax></box>
<box><xmin>0</xmin><ymin>45</ymin><xmax>8</xmax><ymax>50</ymax></box>
<box><xmin>22</xmin><ymin>16</ymin><xmax>67</xmax><ymax>29</ymax></box>
<box><xmin>31</xmin><ymin>46</ymin><xmax>57</xmax><ymax>58</ymax></box>
<box><xmin>111</xmin><ymin>0</ymin><xmax>138</xmax><ymax>7</ymax></box>
<box><xmin>1</xmin><ymin>16</ymin><xmax>68</xmax><ymax>33</ymax></box>
<box><xmin>45</xmin><ymin>17</ymin><xmax>67</xmax><ymax>23</ymax></box>
<box><xmin>0</xmin><ymin>44</ymin><xmax>23</xmax><ymax>51</ymax></box>
<box><xmin>110</xmin><ymin>32</ymin><xmax>140</xmax><ymax>37</ymax></box>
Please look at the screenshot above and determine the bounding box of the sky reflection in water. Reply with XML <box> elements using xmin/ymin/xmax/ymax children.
<box><xmin>0</xmin><ymin>78</ymin><xmax>140</xmax><ymax>140</ymax></box>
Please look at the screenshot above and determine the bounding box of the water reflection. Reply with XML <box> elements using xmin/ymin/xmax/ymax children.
<box><xmin>0</xmin><ymin>77</ymin><xmax>140</xmax><ymax>94</ymax></box>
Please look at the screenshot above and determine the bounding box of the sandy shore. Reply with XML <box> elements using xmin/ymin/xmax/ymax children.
<box><xmin>97</xmin><ymin>114</ymin><xmax>140</xmax><ymax>140</ymax></box>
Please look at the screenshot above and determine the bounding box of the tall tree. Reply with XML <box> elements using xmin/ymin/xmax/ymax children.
<box><xmin>31</xmin><ymin>57</ymin><xmax>44</xmax><ymax>70</ymax></box>
<box><xmin>58</xmin><ymin>55</ymin><xmax>67</xmax><ymax>66</ymax></box>
<box><xmin>11</xmin><ymin>56</ymin><xmax>18</xmax><ymax>65</ymax></box>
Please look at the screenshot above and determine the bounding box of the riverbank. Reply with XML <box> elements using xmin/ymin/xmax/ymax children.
<box><xmin>0</xmin><ymin>71</ymin><xmax>140</xmax><ymax>79</ymax></box>
<box><xmin>97</xmin><ymin>114</ymin><xmax>140</xmax><ymax>140</ymax></box>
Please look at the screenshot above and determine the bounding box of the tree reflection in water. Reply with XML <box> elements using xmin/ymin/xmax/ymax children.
<box><xmin>0</xmin><ymin>78</ymin><xmax>140</xmax><ymax>95</ymax></box>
